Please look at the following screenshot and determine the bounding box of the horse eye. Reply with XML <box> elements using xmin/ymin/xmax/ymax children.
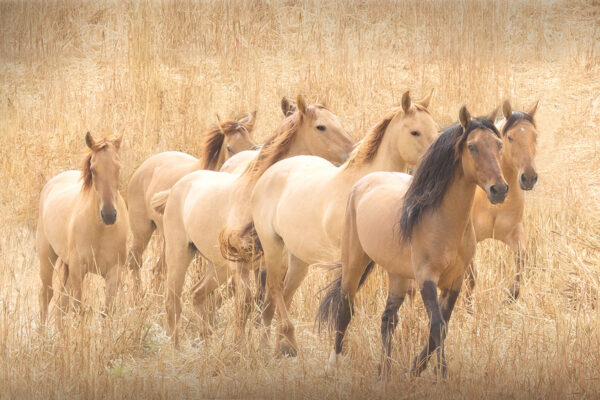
<box><xmin>507</xmin><ymin>136</ymin><xmax>514</xmax><ymax>142</ymax></box>
<box><xmin>467</xmin><ymin>144</ymin><xmax>477</xmax><ymax>154</ymax></box>
<box><xmin>410</xmin><ymin>130</ymin><xmax>420</xmax><ymax>137</ymax></box>
<box><xmin>498</xmin><ymin>141</ymin><xmax>503</xmax><ymax>150</ymax></box>
<box><xmin>227</xmin><ymin>145</ymin><xmax>234</xmax><ymax>154</ymax></box>
<box><xmin>90</xmin><ymin>168</ymin><xmax>96</xmax><ymax>175</ymax></box>
<box><xmin>316</xmin><ymin>125</ymin><xmax>326</xmax><ymax>131</ymax></box>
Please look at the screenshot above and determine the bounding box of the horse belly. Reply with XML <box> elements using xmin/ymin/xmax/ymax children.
<box><xmin>274</xmin><ymin>183</ymin><xmax>340</xmax><ymax>265</ymax></box>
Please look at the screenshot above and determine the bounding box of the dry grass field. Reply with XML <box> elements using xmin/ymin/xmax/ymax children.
<box><xmin>1</xmin><ymin>0</ymin><xmax>600</xmax><ymax>398</ymax></box>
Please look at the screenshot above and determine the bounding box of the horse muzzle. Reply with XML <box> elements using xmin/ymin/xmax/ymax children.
<box><xmin>519</xmin><ymin>171</ymin><xmax>538</xmax><ymax>191</ymax></box>
<box><xmin>100</xmin><ymin>208</ymin><xmax>117</xmax><ymax>225</ymax></box>
<box><xmin>486</xmin><ymin>182</ymin><xmax>509</xmax><ymax>204</ymax></box>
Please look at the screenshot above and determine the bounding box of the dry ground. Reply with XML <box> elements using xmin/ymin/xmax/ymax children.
<box><xmin>1</xmin><ymin>0</ymin><xmax>600</xmax><ymax>398</ymax></box>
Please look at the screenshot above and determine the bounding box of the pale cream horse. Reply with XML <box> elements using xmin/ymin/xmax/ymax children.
<box><xmin>38</xmin><ymin>133</ymin><xmax>128</xmax><ymax>327</ymax></box>
<box><xmin>467</xmin><ymin>99</ymin><xmax>540</xmax><ymax>300</ymax></box>
<box><xmin>152</xmin><ymin>96</ymin><xmax>355</xmax><ymax>342</ymax></box>
<box><xmin>125</xmin><ymin>112</ymin><xmax>256</xmax><ymax>289</ymax></box>
<box><xmin>224</xmin><ymin>90</ymin><xmax>439</xmax><ymax>356</ymax></box>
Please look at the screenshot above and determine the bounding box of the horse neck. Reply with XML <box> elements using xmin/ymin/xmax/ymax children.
<box><xmin>501</xmin><ymin>152</ymin><xmax>525</xmax><ymax>208</ymax></box>
<box><xmin>341</xmin><ymin>129</ymin><xmax>408</xmax><ymax>179</ymax></box>
<box><xmin>440</xmin><ymin>172</ymin><xmax>477</xmax><ymax>237</ymax></box>
<box><xmin>196</xmin><ymin>141</ymin><xmax>228</xmax><ymax>171</ymax></box>
<box><xmin>212</xmin><ymin>141</ymin><xmax>229</xmax><ymax>171</ymax></box>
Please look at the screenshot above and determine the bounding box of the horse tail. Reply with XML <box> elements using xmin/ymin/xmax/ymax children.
<box><xmin>219</xmin><ymin>222</ymin><xmax>263</xmax><ymax>263</ymax></box>
<box><xmin>315</xmin><ymin>261</ymin><xmax>375</xmax><ymax>333</ymax></box>
<box><xmin>151</xmin><ymin>190</ymin><xmax>170</xmax><ymax>215</ymax></box>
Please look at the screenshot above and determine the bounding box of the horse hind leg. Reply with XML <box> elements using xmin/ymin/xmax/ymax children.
<box><xmin>165</xmin><ymin>236</ymin><xmax>196</xmax><ymax>345</ymax></box>
<box><xmin>126</xmin><ymin>216</ymin><xmax>155</xmax><ymax>292</ymax></box>
<box><xmin>260</xmin><ymin>236</ymin><xmax>295</xmax><ymax>356</ymax></box>
<box><xmin>39</xmin><ymin>247</ymin><xmax>61</xmax><ymax>326</ymax></box>
<box><xmin>190</xmin><ymin>261</ymin><xmax>229</xmax><ymax>336</ymax></box>
<box><xmin>37</xmin><ymin>231</ymin><xmax>58</xmax><ymax>327</ymax></box>
<box><xmin>378</xmin><ymin>275</ymin><xmax>411</xmax><ymax>378</ymax></box>
<box><xmin>151</xmin><ymin>234</ymin><xmax>166</xmax><ymax>292</ymax></box>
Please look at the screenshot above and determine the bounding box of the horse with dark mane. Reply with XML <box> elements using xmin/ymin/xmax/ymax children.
<box><xmin>317</xmin><ymin>106</ymin><xmax>508</xmax><ymax>378</ymax></box>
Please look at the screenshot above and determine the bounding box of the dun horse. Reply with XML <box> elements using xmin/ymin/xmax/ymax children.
<box><xmin>317</xmin><ymin>107</ymin><xmax>508</xmax><ymax>378</ymax></box>
<box><xmin>38</xmin><ymin>132</ymin><xmax>128</xmax><ymax>326</ymax></box>
<box><xmin>467</xmin><ymin>100</ymin><xmax>540</xmax><ymax>301</ymax></box>
<box><xmin>151</xmin><ymin>96</ymin><xmax>354</xmax><ymax>343</ymax></box>
<box><xmin>125</xmin><ymin>113</ymin><xmax>256</xmax><ymax>289</ymax></box>
<box><xmin>223</xmin><ymin>90</ymin><xmax>438</xmax><ymax>356</ymax></box>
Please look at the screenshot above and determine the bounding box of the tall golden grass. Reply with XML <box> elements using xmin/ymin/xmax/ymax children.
<box><xmin>1</xmin><ymin>0</ymin><xmax>599</xmax><ymax>398</ymax></box>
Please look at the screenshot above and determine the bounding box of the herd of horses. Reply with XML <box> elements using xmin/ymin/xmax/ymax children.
<box><xmin>36</xmin><ymin>91</ymin><xmax>540</xmax><ymax>378</ymax></box>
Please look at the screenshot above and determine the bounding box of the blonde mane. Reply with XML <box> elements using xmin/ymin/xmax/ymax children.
<box><xmin>345</xmin><ymin>104</ymin><xmax>430</xmax><ymax>168</ymax></box>
<box><xmin>200</xmin><ymin>114</ymin><xmax>255</xmax><ymax>170</ymax></box>
<box><xmin>80</xmin><ymin>135</ymin><xmax>117</xmax><ymax>191</ymax></box>
<box><xmin>241</xmin><ymin>105</ymin><xmax>327</xmax><ymax>183</ymax></box>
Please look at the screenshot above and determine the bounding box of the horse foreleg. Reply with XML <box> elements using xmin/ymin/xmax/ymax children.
<box><xmin>104</xmin><ymin>265</ymin><xmax>124</xmax><ymax>316</ymax></box>
<box><xmin>505</xmin><ymin>224</ymin><xmax>526</xmax><ymax>301</ymax></box>
<box><xmin>412</xmin><ymin>277</ymin><xmax>461</xmax><ymax>379</ymax></box>
<box><xmin>464</xmin><ymin>261</ymin><xmax>478</xmax><ymax>313</ymax></box>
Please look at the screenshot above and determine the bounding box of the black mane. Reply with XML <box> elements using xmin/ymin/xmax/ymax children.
<box><xmin>398</xmin><ymin>117</ymin><xmax>499</xmax><ymax>241</ymax></box>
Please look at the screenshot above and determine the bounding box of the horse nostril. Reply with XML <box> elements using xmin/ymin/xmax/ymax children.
<box><xmin>490</xmin><ymin>183</ymin><xmax>508</xmax><ymax>196</ymax></box>
<box><xmin>533</xmin><ymin>173</ymin><xmax>538</xmax><ymax>183</ymax></box>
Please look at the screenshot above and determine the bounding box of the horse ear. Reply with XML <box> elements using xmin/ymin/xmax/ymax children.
<box><xmin>281</xmin><ymin>97</ymin><xmax>296</xmax><ymax>116</ymax></box>
<box><xmin>487</xmin><ymin>107</ymin><xmax>500</xmax><ymax>123</ymax></box>
<box><xmin>459</xmin><ymin>106</ymin><xmax>471</xmax><ymax>129</ymax></box>
<box><xmin>502</xmin><ymin>100</ymin><xmax>512</xmax><ymax>120</ymax></box>
<box><xmin>85</xmin><ymin>131</ymin><xmax>95</xmax><ymax>149</ymax></box>
<box><xmin>240</xmin><ymin>111</ymin><xmax>257</xmax><ymax>132</ymax></box>
<box><xmin>416</xmin><ymin>88</ymin><xmax>434</xmax><ymax>110</ymax></box>
<box><xmin>112</xmin><ymin>136</ymin><xmax>122</xmax><ymax>151</ymax></box>
<box><xmin>527</xmin><ymin>100</ymin><xmax>540</xmax><ymax>117</ymax></box>
<box><xmin>401</xmin><ymin>91</ymin><xmax>412</xmax><ymax>113</ymax></box>
<box><xmin>296</xmin><ymin>95</ymin><xmax>307</xmax><ymax>115</ymax></box>
<box><xmin>215</xmin><ymin>114</ymin><xmax>226</xmax><ymax>135</ymax></box>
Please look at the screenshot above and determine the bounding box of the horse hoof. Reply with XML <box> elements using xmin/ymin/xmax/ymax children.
<box><xmin>276</xmin><ymin>341</ymin><xmax>298</xmax><ymax>357</ymax></box>
<box><xmin>506</xmin><ymin>285</ymin><xmax>520</xmax><ymax>303</ymax></box>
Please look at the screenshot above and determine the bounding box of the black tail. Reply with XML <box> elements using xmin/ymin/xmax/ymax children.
<box><xmin>315</xmin><ymin>261</ymin><xmax>375</xmax><ymax>333</ymax></box>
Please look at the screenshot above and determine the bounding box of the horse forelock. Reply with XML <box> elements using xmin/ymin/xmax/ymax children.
<box><xmin>502</xmin><ymin>111</ymin><xmax>536</xmax><ymax>136</ymax></box>
<box><xmin>80</xmin><ymin>137</ymin><xmax>117</xmax><ymax>192</ymax></box>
